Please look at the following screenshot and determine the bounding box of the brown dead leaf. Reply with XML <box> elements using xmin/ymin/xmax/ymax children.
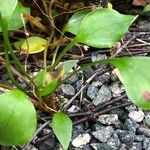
<box><xmin>132</xmin><ymin>0</ymin><xmax>150</xmax><ymax>6</ymax></box>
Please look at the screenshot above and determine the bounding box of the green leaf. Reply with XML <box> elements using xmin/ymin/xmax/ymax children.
<box><xmin>143</xmin><ymin>4</ymin><xmax>150</xmax><ymax>12</ymax></box>
<box><xmin>0</xmin><ymin>0</ymin><xmax>17</xmax><ymax>21</ymax></box>
<box><xmin>52</xmin><ymin>112</ymin><xmax>72</xmax><ymax>150</ymax></box>
<box><xmin>63</xmin><ymin>9</ymin><xmax>90</xmax><ymax>35</ymax></box>
<box><xmin>8</xmin><ymin>2</ymin><xmax>30</xmax><ymax>31</ymax></box>
<box><xmin>63</xmin><ymin>60</ymin><xmax>78</xmax><ymax>74</ymax></box>
<box><xmin>110</xmin><ymin>57</ymin><xmax>150</xmax><ymax>110</ymax></box>
<box><xmin>34</xmin><ymin>70</ymin><xmax>47</xmax><ymax>87</ymax></box>
<box><xmin>38</xmin><ymin>80</ymin><xmax>58</xmax><ymax>97</ymax></box>
<box><xmin>0</xmin><ymin>89</ymin><xmax>37</xmax><ymax>146</ymax></box>
<box><xmin>76</xmin><ymin>8</ymin><xmax>137</xmax><ymax>48</ymax></box>
<box><xmin>20</xmin><ymin>36</ymin><xmax>47</xmax><ymax>54</ymax></box>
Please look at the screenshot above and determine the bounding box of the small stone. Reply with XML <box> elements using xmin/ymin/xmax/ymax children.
<box><xmin>87</xmin><ymin>85</ymin><xmax>98</xmax><ymax>100</ymax></box>
<box><xmin>123</xmin><ymin>119</ymin><xmax>139</xmax><ymax>132</ymax></box>
<box><xmin>110</xmin><ymin>82</ymin><xmax>124</xmax><ymax>97</ymax></box>
<box><xmin>125</xmin><ymin>105</ymin><xmax>137</xmax><ymax>112</ymax></box>
<box><xmin>144</xmin><ymin>112</ymin><xmax>150</xmax><ymax>126</ymax></box>
<box><xmin>92</xmin><ymin>126</ymin><xmax>114</xmax><ymax>142</ymax></box>
<box><xmin>134</xmin><ymin>135</ymin><xmax>145</xmax><ymax>142</ymax></box>
<box><xmin>93</xmin><ymin>85</ymin><xmax>112</xmax><ymax>106</ymax></box>
<box><xmin>38</xmin><ymin>137</ymin><xmax>55</xmax><ymax>150</ymax></box>
<box><xmin>60</xmin><ymin>84</ymin><xmax>75</xmax><ymax>97</ymax></box>
<box><xmin>138</xmin><ymin>127</ymin><xmax>150</xmax><ymax>137</ymax></box>
<box><xmin>119</xmin><ymin>144</ymin><xmax>127</xmax><ymax>150</ymax></box>
<box><xmin>72</xmin><ymin>133</ymin><xmax>91</xmax><ymax>148</ymax></box>
<box><xmin>68</xmin><ymin>75</ymin><xmax>79</xmax><ymax>84</ymax></box>
<box><xmin>128</xmin><ymin>142</ymin><xmax>142</xmax><ymax>150</ymax></box>
<box><xmin>91</xmin><ymin>81</ymin><xmax>102</xmax><ymax>88</ymax></box>
<box><xmin>67</xmin><ymin>105</ymin><xmax>80</xmax><ymax>113</ymax></box>
<box><xmin>91</xmin><ymin>143</ymin><xmax>114</xmax><ymax>150</ymax></box>
<box><xmin>26</xmin><ymin>145</ymin><xmax>38</xmax><ymax>150</ymax></box>
<box><xmin>97</xmin><ymin>114</ymin><xmax>120</xmax><ymax>127</ymax></box>
<box><xmin>75</xmin><ymin>80</ymin><xmax>82</xmax><ymax>92</ymax></box>
<box><xmin>128</xmin><ymin>110</ymin><xmax>144</xmax><ymax>122</ymax></box>
<box><xmin>107</xmin><ymin>133</ymin><xmax>121</xmax><ymax>149</ymax></box>
<box><xmin>143</xmin><ymin>137</ymin><xmax>150</xmax><ymax>150</ymax></box>
<box><xmin>91</xmin><ymin>54</ymin><xmax>107</xmax><ymax>62</ymax></box>
<box><xmin>117</xmin><ymin>130</ymin><xmax>135</xmax><ymax>143</ymax></box>
<box><xmin>98</xmin><ymin>73</ymin><xmax>110</xmax><ymax>84</ymax></box>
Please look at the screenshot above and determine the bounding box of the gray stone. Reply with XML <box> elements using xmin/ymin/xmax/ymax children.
<box><xmin>110</xmin><ymin>82</ymin><xmax>124</xmax><ymax>97</ymax></box>
<box><xmin>125</xmin><ymin>105</ymin><xmax>137</xmax><ymax>112</ymax></box>
<box><xmin>97</xmin><ymin>114</ymin><xmax>120</xmax><ymax>127</ymax></box>
<box><xmin>75</xmin><ymin>80</ymin><xmax>82</xmax><ymax>92</ymax></box>
<box><xmin>38</xmin><ymin>137</ymin><xmax>55</xmax><ymax>150</ymax></box>
<box><xmin>119</xmin><ymin>144</ymin><xmax>127</xmax><ymax>150</ymax></box>
<box><xmin>93</xmin><ymin>85</ymin><xmax>112</xmax><ymax>106</ymax></box>
<box><xmin>68</xmin><ymin>75</ymin><xmax>79</xmax><ymax>84</ymax></box>
<box><xmin>91</xmin><ymin>143</ymin><xmax>114</xmax><ymax>150</ymax></box>
<box><xmin>91</xmin><ymin>54</ymin><xmax>107</xmax><ymax>62</ymax></box>
<box><xmin>26</xmin><ymin>145</ymin><xmax>38</xmax><ymax>150</ymax></box>
<box><xmin>143</xmin><ymin>137</ymin><xmax>150</xmax><ymax>150</ymax></box>
<box><xmin>87</xmin><ymin>85</ymin><xmax>98</xmax><ymax>100</ymax></box>
<box><xmin>60</xmin><ymin>84</ymin><xmax>75</xmax><ymax>96</ymax></box>
<box><xmin>91</xmin><ymin>81</ymin><xmax>102</xmax><ymax>88</ymax></box>
<box><xmin>128</xmin><ymin>142</ymin><xmax>142</xmax><ymax>150</ymax></box>
<box><xmin>138</xmin><ymin>127</ymin><xmax>150</xmax><ymax>137</ymax></box>
<box><xmin>72</xmin><ymin>133</ymin><xmax>91</xmax><ymax>148</ymax></box>
<box><xmin>123</xmin><ymin>119</ymin><xmax>139</xmax><ymax>132</ymax></box>
<box><xmin>117</xmin><ymin>130</ymin><xmax>135</xmax><ymax>143</ymax></box>
<box><xmin>92</xmin><ymin>126</ymin><xmax>114</xmax><ymax>142</ymax></box>
<box><xmin>134</xmin><ymin>135</ymin><xmax>145</xmax><ymax>142</ymax></box>
<box><xmin>128</xmin><ymin>110</ymin><xmax>144</xmax><ymax>123</ymax></box>
<box><xmin>98</xmin><ymin>73</ymin><xmax>110</xmax><ymax>84</ymax></box>
<box><xmin>107</xmin><ymin>133</ymin><xmax>120</xmax><ymax>149</ymax></box>
<box><xmin>144</xmin><ymin>112</ymin><xmax>150</xmax><ymax>126</ymax></box>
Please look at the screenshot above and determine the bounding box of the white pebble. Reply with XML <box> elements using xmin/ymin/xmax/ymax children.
<box><xmin>129</xmin><ymin>110</ymin><xmax>144</xmax><ymax>122</ymax></box>
<box><xmin>72</xmin><ymin>133</ymin><xmax>91</xmax><ymax>148</ymax></box>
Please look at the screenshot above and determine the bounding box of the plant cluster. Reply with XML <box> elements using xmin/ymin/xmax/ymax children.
<box><xmin>0</xmin><ymin>0</ymin><xmax>150</xmax><ymax>149</ymax></box>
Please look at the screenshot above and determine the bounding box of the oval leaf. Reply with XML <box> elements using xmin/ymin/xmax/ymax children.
<box><xmin>63</xmin><ymin>9</ymin><xmax>90</xmax><ymax>35</ymax></box>
<box><xmin>76</xmin><ymin>8</ymin><xmax>137</xmax><ymax>48</ymax></box>
<box><xmin>110</xmin><ymin>57</ymin><xmax>150</xmax><ymax>110</ymax></box>
<box><xmin>0</xmin><ymin>89</ymin><xmax>37</xmax><ymax>146</ymax></box>
<box><xmin>21</xmin><ymin>36</ymin><xmax>47</xmax><ymax>54</ymax></box>
<box><xmin>63</xmin><ymin>60</ymin><xmax>78</xmax><ymax>74</ymax></box>
<box><xmin>52</xmin><ymin>112</ymin><xmax>72</xmax><ymax>150</ymax></box>
<box><xmin>0</xmin><ymin>0</ymin><xmax>17</xmax><ymax>21</ymax></box>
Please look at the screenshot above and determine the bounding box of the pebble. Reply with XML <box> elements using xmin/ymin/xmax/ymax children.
<box><xmin>67</xmin><ymin>105</ymin><xmax>80</xmax><ymax>113</ymax></box>
<box><xmin>91</xmin><ymin>81</ymin><xmax>102</xmax><ymax>88</ymax></box>
<box><xmin>128</xmin><ymin>110</ymin><xmax>144</xmax><ymax>122</ymax></box>
<box><xmin>110</xmin><ymin>82</ymin><xmax>124</xmax><ymax>97</ymax></box>
<box><xmin>87</xmin><ymin>85</ymin><xmax>98</xmax><ymax>100</ymax></box>
<box><xmin>91</xmin><ymin>143</ymin><xmax>114</xmax><ymax>150</ymax></box>
<box><xmin>107</xmin><ymin>133</ymin><xmax>121</xmax><ymax>149</ymax></box>
<box><xmin>96</xmin><ymin>114</ymin><xmax>120</xmax><ymax>127</ymax></box>
<box><xmin>60</xmin><ymin>84</ymin><xmax>75</xmax><ymax>97</ymax></box>
<box><xmin>143</xmin><ymin>137</ymin><xmax>150</xmax><ymax>150</ymax></box>
<box><xmin>93</xmin><ymin>85</ymin><xmax>112</xmax><ymax>106</ymax></box>
<box><xmin>144</xmin><ymin>112</ymin><xmax>150</xmax><ymax>126</ymax></box>
<box><xmin>134</xmin><ymin>135</ymin><xmax>145</xmax><ymax>142</ymax></box>
<box><xmin>117</xmin><ymin>130</ymin><xmax>135</xmax><ymax>143</ymax></box>
<box><xmin>72</xmin><ymin>133</ymin><xmax>91</xmax><ymax>148</ymax></box>
<box><xmin>138</xmin><ymin>127</ymin><xmax>150</xmax><ymax>137</ymax></box>
<box><xmin>128</xmin><ymin>142</ymin><xmax>142</xmax><ymax>150</ymax></box>
<box><xmin>123</xmin><ymin>119</ymin><xmax>139</xmax><ymax>132</ymax></box>
<box><xmin>98</xmin><ymin>73</ymin><xmax>110</xmax><ymax>84</ymax></box>
<box><xmin>92</xmin><ymin>126</ymin><xmax>114</xmax><ymax>142</ymax></box>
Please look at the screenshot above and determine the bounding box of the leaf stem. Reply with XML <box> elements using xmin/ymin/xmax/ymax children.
<box><xmin>50</xmin><ymin>37</ymin><xmax>78</xmax><ymax>71</ymax></box>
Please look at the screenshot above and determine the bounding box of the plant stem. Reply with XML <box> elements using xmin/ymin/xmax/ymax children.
<box><xmin>0</xmin><ymin>17</ymin><xmax>25</xmax><ymax>91</ymax></box>
<box><xmin>61</xmin><ymin>59</ymin><xmax>109</xmax><ymax>85</ymax></box>
<box><xmin>50</xmin><ymin>38</ymin><xmax>78</xmax><ymax>71</ymax></box>
<box><xmin>1</xmin><ymin>18</ymin><xmax>36</xmax><ymax>89</ymax></box>
<box><xmin>43</xmin><ymin>31</ymin><xmax>54</xmax><ymax>71</ymax></box>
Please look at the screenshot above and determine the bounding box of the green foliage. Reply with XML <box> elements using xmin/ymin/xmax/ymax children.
<box><xmin>15</xmin><ymin>36</ymin><xmax>47</xmax><ymax>54</ymax></box>
<box><xmin>0</xmin><ymin>1</ymin><xmax>30</xmax><ymax>31</ymax></box>
<box><xmin>52</xmin><ymin>112</ymin><xmax>72</xmax><ymax>150</ymax></box>
<box><xmin>63</xmin><ymin>9</ymin><xmax>90</xmax><ymax>35</ymax></box>
<box><xmin>110</xmin><ymin>57</ymin><xmax>150</xmax><ymax>110</ymax></box>
<box><xmin>0</xmin><ymin>0</ymin><xmax>17</xmax><ymax>21</ymax></box>
<box><xmin>75</xmin><ymin>8</ymin><xmax>137</xmax><ymax>48</ymax></box>
<box><xmin>0</xmin><ymin>89</ymin><xmax>37</xmax><ymax>146</ymax></box>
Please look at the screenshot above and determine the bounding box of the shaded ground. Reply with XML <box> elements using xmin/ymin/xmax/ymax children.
<box><xmin>0</xmin><ymin>0</ymin><xmax>150</xmax><ymax>150</ymax></box>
